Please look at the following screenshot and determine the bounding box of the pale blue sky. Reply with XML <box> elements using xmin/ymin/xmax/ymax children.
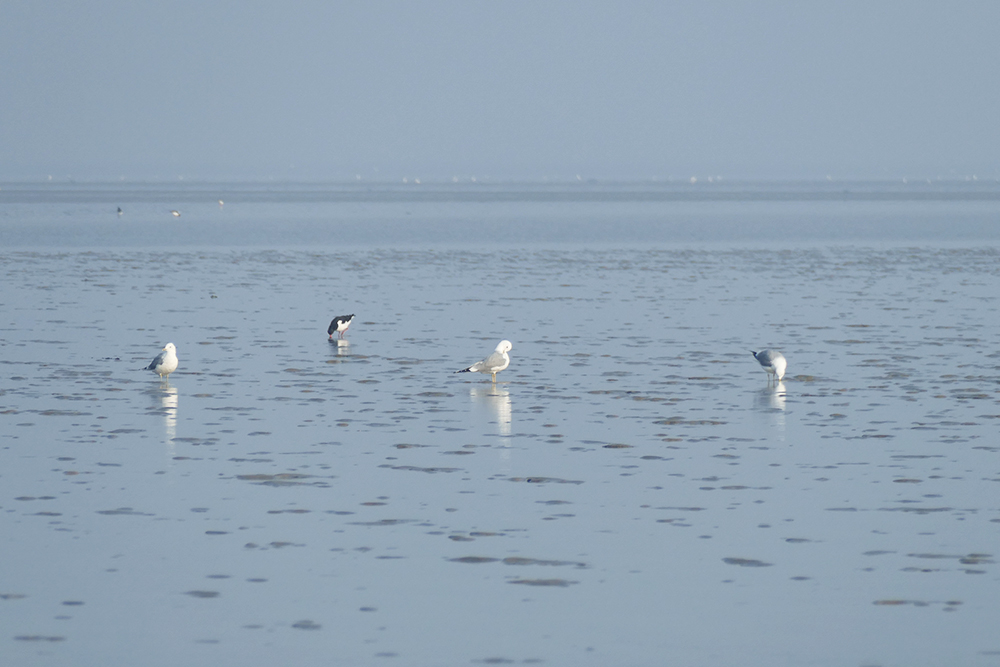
<box><xmin>2</xmin><ymin>1</ymin><xmax>998</xmax><ymax>181</ymax></box>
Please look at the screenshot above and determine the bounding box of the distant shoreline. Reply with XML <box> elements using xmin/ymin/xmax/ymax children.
<box><xmin>2</xmin><ymin>180</ymin><xmax>1000</xmax><ymax>205</ymax></box>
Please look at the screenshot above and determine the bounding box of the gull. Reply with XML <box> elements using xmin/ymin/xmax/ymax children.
<box><xmin>328</xmin><ymin>314</ymin><xmax>355</xmax><ymax>339</ymax></box>
<box><xmin>751</xmin><ymin>349</ymin><xmax>786</xmax><ymax>384</ymax></box>
<box><xmin>171</xmin><ymin>210</ymin><xmax>181</xmax><ymax>217</ymax></box>
<box><xmin>146</xmin><ymin>343</ymin><xmax>178</xmax><ymax>380</ymax></box>
<box><xmin>456</xmin><ymin>340</ymin><xmax>512</xmax><ymax>383</ymax></box>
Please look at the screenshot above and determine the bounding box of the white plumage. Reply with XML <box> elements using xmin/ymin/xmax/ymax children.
<box><xmin>146</xmin><ymin>343</ymin><xmax>178</xmax><ymax>380</ymax></box>
<box><xmin>456</xmin><ymin>340</ymin><xmax>512</xmax><ymax>383</ymax></box>
<box><xmin>751</xmin><ymin>349</ymin><xmax>786</xmax><ymax>383</ymax></box>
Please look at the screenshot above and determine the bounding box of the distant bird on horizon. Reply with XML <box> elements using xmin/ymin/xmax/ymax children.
<box><xmin>171</xmin><ymin>210</ymin><xmax>181</xmax><ymax>217</ymax></box>
<box><xmin>218</xmin><ymin>200</ymin><xmax>224</xmax><ymax>207</ymax></box>
<box><xmin>751</xmin><ymin>349</ymin><xmax>786</xmax><ymax>384</ymax></box>
<box><xmin>328</xmin><ymin>314</ymin><xmax>355</xmax><ymax>339</ymax></box>
<box><xmin>456</xmin><ymin>340</ymin><xmax>512</xmax><ymax>383</ymax></box>
<box><xmin>146</xmin><ymin>343</ymin><xmax>178</xmax><ymax>381</ymax></box>
<box><xmin>117</xmin><ymin>207</ymin><xmax>123</xmax><ymax>216</ymax></box>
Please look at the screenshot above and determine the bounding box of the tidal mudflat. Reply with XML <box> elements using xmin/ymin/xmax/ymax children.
<box><xmin>2</xmin><ymin>185</ymin><xmax>999</xmax><ymax>666</ymax></box>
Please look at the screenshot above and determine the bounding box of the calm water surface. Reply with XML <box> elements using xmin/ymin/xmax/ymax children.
<box><xmin>2</xmin><ymin>184</ymin><xmax>999</xmax><ymax>666</ymax></box>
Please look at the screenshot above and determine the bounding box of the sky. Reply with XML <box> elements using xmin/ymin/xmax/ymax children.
<box><xmin>1</xmin><ymin>1</ymin><xmax>998</xmax><ymax>181</ymax></box>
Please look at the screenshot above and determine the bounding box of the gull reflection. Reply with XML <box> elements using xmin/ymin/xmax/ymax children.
<box><xmin>469</xmin><ymin>385</ymin><xmax>512</xmax><ymax>470</ymax></box>
<box><xmin>470</xmin><ymin>385</ymin><xmax>512</xmax><ymax>437</ymax></box>
<box><xmin>329</xmin><ymin>339</ymin><xmax>351</xmax><ymax>356</ymax></box>
<box><xmin>470</xmin><ymin>385</ymin><xmax>512</xmax><ymax>470</ymax></box>
<box><xmin>156</xmin><ymin>386</ymin><xmax>179</xmax><ymax>456</ymax></box>
<box><xmin>753</xmin><ymin>381</ymin><xmax>786</xmax><ymax>436</ymax></box>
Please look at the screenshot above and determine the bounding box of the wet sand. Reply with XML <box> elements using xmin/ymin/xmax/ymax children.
<box><xmin>2</xmin><ymin>186</ymin><xmax>999</xmax><ymax>665</ymax></box>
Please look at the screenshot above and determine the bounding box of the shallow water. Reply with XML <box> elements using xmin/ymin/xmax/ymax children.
<box><xmin>2</xmin><ymin>185</ymin><xmax>1000</xmax><ymax>666</ymax></box>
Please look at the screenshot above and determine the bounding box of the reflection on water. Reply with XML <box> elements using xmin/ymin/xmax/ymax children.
<box><xmin>3</xmin><ymin>238</ymin><xmax>1000</xmax><ymax>667</ymax></box>
<box><xmin>759</xmin><ymin>381</ymin><xmax>786</xmax><ymax>410</ymax></box>
<box><xmin>470</xmin><ymin>385</ymin><xmax>512</xmax><ymax>437</ymax></box>
<box><xmin>753</xmin><ymin>381</ymin><xmax>786</xmax><ymax>435</ymax></box>
<box><xmin>159</xmin><ymin>386</ymin><xmax>178</xmax><ymax>452</ymax></box>
<box><xmin>329</xmin><ymin>339</ymin><xmax>351</xmax><ymax>355</ymax></box>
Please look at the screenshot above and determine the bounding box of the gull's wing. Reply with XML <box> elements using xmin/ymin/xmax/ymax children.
<box><xmin>146</xmin><ymin>351</ymin><xmax>167</xmax><ymax>370</ymax></box>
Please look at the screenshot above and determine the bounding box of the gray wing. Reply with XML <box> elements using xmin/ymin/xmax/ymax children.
<box><xmin>756</xmin><ymin>350</ymin><xmax>783</xmax><ymax>365</ymax></box>
<box><xmin>475</xmin><ymin>350</ymin><xmax>508</xmax><ymax>372</ymax></box>
<box><xmin>146</xmin><ymin>351</ymin><xmax>166</xmax><ymax>370</ymax></box>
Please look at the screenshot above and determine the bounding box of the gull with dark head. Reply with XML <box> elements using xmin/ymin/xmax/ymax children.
<box><xmin>146</xmin><ymin>343</ymin><xmax>178</xmax><ymax>381</ymax></box>
<box><xmin>328</xmin><ymin>314</ymin><xmax>355</xmax><ymax>339</ymax></box>
<box><xmin>751</xmin><ymin>349</ymin><xmax>786</xmax><ymax>384</ymax></box>
<box><xmin>456</xmin><ymin>340</ymin><xmax>512</xmax><ymax>383</ymax></box>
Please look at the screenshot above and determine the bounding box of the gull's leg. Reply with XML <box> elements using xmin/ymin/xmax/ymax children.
<box><xmin>491</xmin><ymin>372</ymin><xmax>496</xmax><ymax>383</ymax></box>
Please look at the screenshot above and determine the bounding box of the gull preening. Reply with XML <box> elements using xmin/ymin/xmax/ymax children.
<box><xmin>456</xmin><ymin>340</ymin><xmax>512</xmax><ymax>383</ymax></box>
<box><xmin>751</xmin><ymin>349</ymin><xmax>786</xmax><ymax>383</ymax></box>
<box><xmin>328</xmin><ymin>314</ymin><xmax>355</xmax><ymax>339</ymax></box>
<box><xmin>146</xmin><ymin>343</ymin><xmax>178</xmax><ymax>380</ymax></box>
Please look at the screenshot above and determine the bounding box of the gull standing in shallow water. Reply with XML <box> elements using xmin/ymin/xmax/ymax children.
<box><xmin>456</xmin><ymin>340</ymin><xmax>512</xmax><ymax>383</ymax></box>
<box><xmin>328</xmin><ymin>314</ymin><xmax>355</xmax><ymax>339</ymax></box>
<box><xmin>751</xmin><ymin>349</ymin><xmax>786</xmax><ymax>384</ymax></box>
<box><xmin>146</xmin><ymin>343</ymin><xmax>178</xmax><ymax>380</ymax></box>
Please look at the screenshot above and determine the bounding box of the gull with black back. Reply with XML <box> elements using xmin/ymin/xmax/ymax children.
<box><xmin>328</xmin><ymin>314</ymin><xmax>355</xmax><ymax>339</ymax></box>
